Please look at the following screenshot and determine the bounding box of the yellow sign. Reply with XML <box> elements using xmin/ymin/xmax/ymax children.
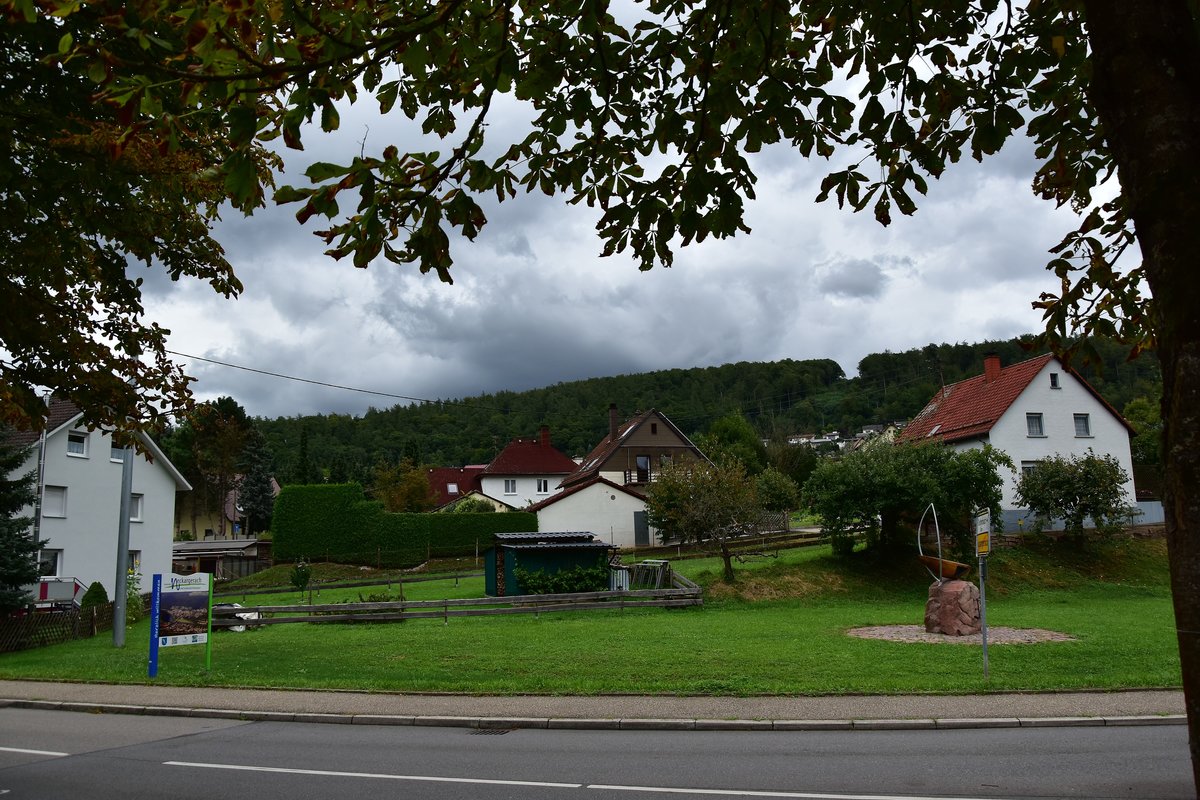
<box><xmin>976</xmin><ymin>531</ymin><xmax>991</xmax><ymax>556</ymax></box>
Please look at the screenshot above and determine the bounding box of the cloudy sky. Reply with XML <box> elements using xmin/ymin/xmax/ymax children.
<box><xmin>139</xmin><ymin>84</ymin><xmax>1084</xmax><ymax>422</ymax></box>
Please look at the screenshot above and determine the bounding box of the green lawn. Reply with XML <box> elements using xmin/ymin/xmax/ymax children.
<box><xmin>0</xmin><ymin>538</ymin><xmax>1180</xmax><ymax>695</ymax></box>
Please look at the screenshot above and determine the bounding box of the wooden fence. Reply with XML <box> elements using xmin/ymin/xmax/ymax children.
<box><xmin>0</xmin><ymin>603</ymin><xmax>116</xmax><ymax>653</ymax></box>
<box><xmin>214</xmin><ymin>574</ymin><xmax>701</xmax><ymax>628</ymax></box>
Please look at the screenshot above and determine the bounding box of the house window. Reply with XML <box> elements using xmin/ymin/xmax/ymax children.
<box><xmin>127</xmin><ymin>550</ymin><xmax>141</xmax><ymax>573</ymax></box>
<box><xmin>536</xmin><ymin>478</ymin><xmax>549</xmax><ymax>494</ymax></box>
<box><xmin>447</xmin><ymin>482</ymin><xmax>459</xmax><ymax>495</ymax></box>
<box><xmin>1021</xmin><ymin>460</ymin><xmax>1041</xmax><ymax>477</ymax></box>
<box><xmin>651</xmin><ymin>423</ymin><xmax>658</xmax><ymax>435</ymax></box>
<box><xmin>43</xmin><ymin>486</ymin><xmax>67</xmax><ymax>518</ymax></box>
<box><xmin>110</xmin><ymin>443</ymin><xmax>125</xmax><ymax>462</ymax></box>
<box><xmin>1026</xmin><ymin>413</ymin><xmax>1045</xmax><ymax>437</ymax></box>
<box><xmin>1074</xmin><ymin>413</ymin><xmax>1092</xmax><ymax>437</ymax></box>
<box><xmin>66</xmin><ymin>431</ymin><xmax>88</xmax><ymax>458</ymax></box>
<box><xmin>635</xmin><ymin>455</ymin><xmax>651</xmax><ymax>483</ymax></box>
<box><xmin>1049</xmin><ymin>372</ymin><xmax>1060</xmax><ymax>389</ymax></box>
<box><xmin>38</xmin><ymin>549</ymin><xmax>62</xmax><ymax>577</ymax></box>
<box><xmin>129</xmin><ymin>493</ymin><xmax>144</xmax><ymax>522</ymax></box>
<box><xmin>503</xmin><ymin>479</ymin><xmax>517</xmax><ymax>495</ymax></box>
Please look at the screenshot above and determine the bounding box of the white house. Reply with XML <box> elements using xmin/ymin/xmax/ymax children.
<box><xmin>478</xmin><ymin>426</ymin><xmax>579</xmax><ymax>508</ymax></box>
<box><xmin>5</xmin><ymin>399</ymin><xmax>191</xmax><ymax>599</ymax></box>
<box><xmin>899</xmin><ymin>353</ymin><xmax>1136</xmax><ymax>525</ymax></box>
<box><xmin>528</xmin><ymin>477</ymin><xmax>652</xmax><ymax>548</ymax></box>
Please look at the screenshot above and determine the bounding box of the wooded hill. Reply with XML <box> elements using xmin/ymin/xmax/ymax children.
<box><xmin>255</xmin><ymin>336</ymin><xmax>1162</xmax><ymax>484</ymax></box>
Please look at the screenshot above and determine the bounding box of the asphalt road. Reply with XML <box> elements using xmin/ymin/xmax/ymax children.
<box><xmin>1</xmin><ymin>707</ymin><xmax>1193</xmax><ymax>800</ymax></box>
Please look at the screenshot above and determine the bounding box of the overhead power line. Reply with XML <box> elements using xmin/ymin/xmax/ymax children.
<box><xmin>166</xmin><ymin>350</ymin><xmax>438</xmax><ymax>406</ymax></box>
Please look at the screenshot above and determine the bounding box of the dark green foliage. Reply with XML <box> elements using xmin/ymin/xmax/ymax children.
<box><xmin>514</xmin><ymin>559</ymin><xmax>609</xmax><ymax>595</ymax></box>
<box><xmin>697</xmin><ymin>412</ymin><xmax>768</xmax><ymax>473</ymax></box>
<box><xmin>272</xmin><ymin>483</ymin><xmax>535</xmax><ymax>568</ymax></box>
<box><xmin>79</xmin><ymin>581</ymin><xmax>108</xmax><ymax>611</ymax></box>
<box><xmin>1015</xmin><ymin>451</ymin><xmax>1136</xmax><ymax>544</ymax></box>
<box><xmin>253</xmin><ymin>336</ymin><xmax>1158</xmax><ymax>486</ymax></box>
<box><xmin>755</xmin><ymin>467</ymin><xmax>799</xmax><ymax>513</ymax></box>
<box><xmin>1124</xmin><ymin>396</ymin><xmax>1162</xmax><ymax>466</ymax></box>
<box><xmin>289</xmin><ymin>560</ymin><xmax>312</xmax><ymax>593</ymax></box>
<box><xmin>271</xmin><ymin>483</ymin><xmax>367</xmax><ymax>562</ymax></box>
<box><xmin>804</xmin><ymin>442</ymin><xmax>1012</xmax><ymax>560</ymax></box>
<box><xmin>447</xmin><ymin>496</ymin><xmax>496</xmax><ymax>513</ymax></box>
<box><xmin>0</xmin><ymin>435</ymin><xmax>42</xmax><ymax>616</ymax></box>
<box><xmin>238</xmin><ymin>427</ymin><xmax>276</xmax><ymax>536</ymax></box>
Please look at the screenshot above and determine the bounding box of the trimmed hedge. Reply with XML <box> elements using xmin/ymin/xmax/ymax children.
<box><xmin>273</xmin><ymin>483</ymin><xmax>537</xmax><ymax>568</ymax></box>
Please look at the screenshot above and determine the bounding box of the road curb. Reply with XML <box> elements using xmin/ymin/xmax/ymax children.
<box><xmin>3</xmin><ymin>698</ymin><xmax>1186</xmax><ymax>731</ymax></box>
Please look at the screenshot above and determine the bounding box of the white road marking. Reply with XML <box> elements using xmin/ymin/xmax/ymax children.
<box><xmin>590</xmin><ymin>785</ymin><xmax>1005</xmax><ymax>800</ymax></box>
<box><xmin>164</xmin><ymin>761</ymin><xmax>1008</xmax><ymax>800</ymax></box>
<box><xmin>0</xmin><ymin>747</ymin><xmax>69</xmax><ymax>757</ymax></box>
<box><xmin>163</xmin><ymin>761</ymin><xmax>582</xmax><ymax>788</ymax></box>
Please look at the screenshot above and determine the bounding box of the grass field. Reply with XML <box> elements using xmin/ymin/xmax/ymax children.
<box><xmin>0</xmin><ymin>536</ymin><xmax>1179</xmax><ymax>695</ymax></box>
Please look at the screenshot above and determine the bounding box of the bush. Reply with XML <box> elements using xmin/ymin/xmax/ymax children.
<box><xmin>79</xmin><ymin>581</ymin><xmax>108</xmax><ymax>611</ymax></box>
<box><xmin>514</xmin><ymin>559</ymin><xmax>610</xmax><ymax>594</ymax></box>
<box><xmin>289</xmin><ymin>560</ymin><xmax>312</xmax><ymax>593</ymax></box>
<box><xmin>1015</xmin><ymin>451</ymin><xmax>1136</xmax><ymax>543</ymax></box>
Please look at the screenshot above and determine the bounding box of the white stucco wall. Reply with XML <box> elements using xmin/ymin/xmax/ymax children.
<box><xmin>535</xmin><ymin>484</ymin><xmax>649</xmax><ymax>549</ymax></box>
<box><xmin>480</xmin><ymin>474</ymin><xmax>565</xmax><ymax>508</ymax></box>
<box><xmin>960</xmin><ymin>361</ymin><xmax>1135</xmax><ymax>509</ymax></box>
<box><xmin>16</xmin><ymin>426</ymin><xmax>181</xmax><ymax>597</ymax></box>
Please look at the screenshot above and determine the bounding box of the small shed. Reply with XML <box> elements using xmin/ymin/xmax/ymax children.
<box><xmin>485</xmin><ymin>532</ymin><xmax>615</xmax><ymax>597</ymax></box>
<box><xmin>172</xmin><ymin>539</ymin><xmax>272</xmax><ymax>582</ymax></box>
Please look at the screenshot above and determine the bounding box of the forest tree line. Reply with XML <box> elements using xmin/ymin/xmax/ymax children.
<box><xmin>235</xmin><ymin>335</ymin><xmax>1162</xmax><ymax>488</ymax></box>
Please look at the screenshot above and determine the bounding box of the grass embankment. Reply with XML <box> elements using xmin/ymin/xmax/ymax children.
<box><xmin>0</xmin><ymin>537</ymin><xmax>1178</xmax><ymax>695</ymax></box>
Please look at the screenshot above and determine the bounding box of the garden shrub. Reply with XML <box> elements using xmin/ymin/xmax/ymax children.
<box><xmin>514</xmin><ymin>558</ymin><xmax>610</xmax><ymax>594</ymax></box>
<box><xmin>79</xmin><ymin>581</ymin><xmax>108</xmax><ymax>611</ymax></box>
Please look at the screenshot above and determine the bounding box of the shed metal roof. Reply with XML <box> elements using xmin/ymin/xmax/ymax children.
<box><xmin>493</xmin><ymin>531</ymin><xmax>597</xmax><ymax>542</ymax></box>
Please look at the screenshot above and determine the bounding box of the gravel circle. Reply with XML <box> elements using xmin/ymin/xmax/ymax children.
<box><xmin>847</xmin><ymin>625</ymin><xmax>1076</xmax><ymax>645</ymax></box>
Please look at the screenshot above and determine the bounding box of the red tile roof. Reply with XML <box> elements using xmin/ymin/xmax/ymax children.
<box><xmin>899</xmin><ymin>355</ymin><xmax>1054</xmax><ymax>444</ymax></box>
<box><xmin>898</xmin><ymin>353</ymin><xmax>1132</xmax><ymax>444</ymax></box>
<box><xmin>2</xmin><ymin>397</ymin><xmax>83</xmax><ymax>448</ymax></box>
<box><xmin>426</xmin><ymin>466</ymin><xmax>485</xmax><ymax>507</ymax></box>
<box><xmin>480</xmin><ymin>435</ymin><xmax>577</xmax><ymax>476</ymax></box>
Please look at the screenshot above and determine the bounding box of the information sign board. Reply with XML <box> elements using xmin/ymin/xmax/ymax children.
<box><xmin>149</xmin><ymin>573</ymin><xmax>213</xmax><ymax>677</ymax></box>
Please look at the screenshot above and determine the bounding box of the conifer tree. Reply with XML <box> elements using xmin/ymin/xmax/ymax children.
<box><xmin>0</xmin><ymin>434</ymin><xmax>43</xmax><ymax>615</ymax></box>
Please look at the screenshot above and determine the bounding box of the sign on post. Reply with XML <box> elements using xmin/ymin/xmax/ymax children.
<box><xmin>972</xmin><ymin>509</ymin><xmax>991</xmax><ymax>679</ymax></box>
<box><xmin>149</xmin><ymin>573</ymin><xmax>213</xmax><ymax>677</ymax></box>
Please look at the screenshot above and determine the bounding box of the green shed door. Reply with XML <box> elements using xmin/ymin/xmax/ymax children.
<box><xmin>634</xmin><ymin>511</ymin><xmax>649</xmax><ymax>546</ymax></box>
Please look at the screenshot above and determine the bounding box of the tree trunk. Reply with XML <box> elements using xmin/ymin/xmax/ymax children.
<box><xmin>720</xmin><ymin>539</ymin><xmax>735</xmax><ymax>583</ymax></box>
<box><xmin>1084</xmin><ymin>1</ymin><xmax>1200</xmax><ymax>789</ymax></box>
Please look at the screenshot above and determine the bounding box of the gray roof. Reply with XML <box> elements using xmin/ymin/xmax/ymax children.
<box><xmin>493</xmin><ymin>531</ymin><xmax>598</xmax><ymax>544</ymax></box>
<box><xmin>173</xmin><ymin>540</ymin><xmax>261</xmax><ymax>556</ymax></box>
<box><xmin>500</xmin><ymin>541</ymin><xmax>616</xmax><ymax>551</ymax></box>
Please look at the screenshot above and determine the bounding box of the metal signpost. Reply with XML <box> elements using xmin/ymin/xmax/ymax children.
<box><xmin>974</xmin><ymin>509</ymin><xmax>991</xmax><ymax>679</ymax></box>
<box><xmin>149</xmin><ymin>573</ymin><xmax>213</xmax><ymax>677</ymax></box>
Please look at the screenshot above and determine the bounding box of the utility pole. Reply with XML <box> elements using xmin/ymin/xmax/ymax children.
<box><xmin>113</xmin><ymin>446</ymin><xmax>133</xmax><ymax>647</ymax></box>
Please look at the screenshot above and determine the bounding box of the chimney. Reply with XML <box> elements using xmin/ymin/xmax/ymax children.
<box><xmin>609</xmin><ymin>403</ymin><xmax>619</xmax><ymax>441</ymax></box>
<box><xmin>983</xmin><ymin>353</ymin><xmax>1001</xmax><ymax>383</ymax></box>
<box><xmin>539</xmin><ymin>425</ymin><xmax>550</xmax><ymax>448</ymax></box>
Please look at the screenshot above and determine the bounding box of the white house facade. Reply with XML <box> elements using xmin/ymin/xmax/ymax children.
<box><xmin>478</xmin><ymin>426</ymin><xmax>578</xmax><ymax>509</ymax></box>
<box><xmin>901</xmin><ymin>353</ymin><xmax>1136</xmax><ymax>527</ymax></box>
<box><xmin>529</xmin><ymin>478</ymin><xmax>654</xmax><ymax>549</ymax></box>
<box><xmin>8</xmin><ymin>401</ymin><xmax>191</xmax><ymax>598</ymax></box>
<box><xmin>981</xmin><ymin>360</ymin><xmax>1136</xmax><ymax>509</ymax></box>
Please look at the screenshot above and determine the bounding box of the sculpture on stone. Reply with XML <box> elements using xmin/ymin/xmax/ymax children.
<box><xmin>917</xmin><ymin>503</ymin><xmax>981</xmax><ymax>636</ymax></box>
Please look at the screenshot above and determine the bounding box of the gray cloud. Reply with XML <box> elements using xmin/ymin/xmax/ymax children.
<box><xmin>815</xmin><ymin>257</ymin><xmax>888</xmax><ymax>299</ymax></box>
<box><xmin>144</xmin><ymin>96</ymin><xmax>1072</xmax><ymax>420</ymax></box>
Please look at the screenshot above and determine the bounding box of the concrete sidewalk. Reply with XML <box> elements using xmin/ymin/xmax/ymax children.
<box><xmin>0</xmin><ymin>680</ymin><xmax>1185</xmax><ymax>731</ymax></box>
